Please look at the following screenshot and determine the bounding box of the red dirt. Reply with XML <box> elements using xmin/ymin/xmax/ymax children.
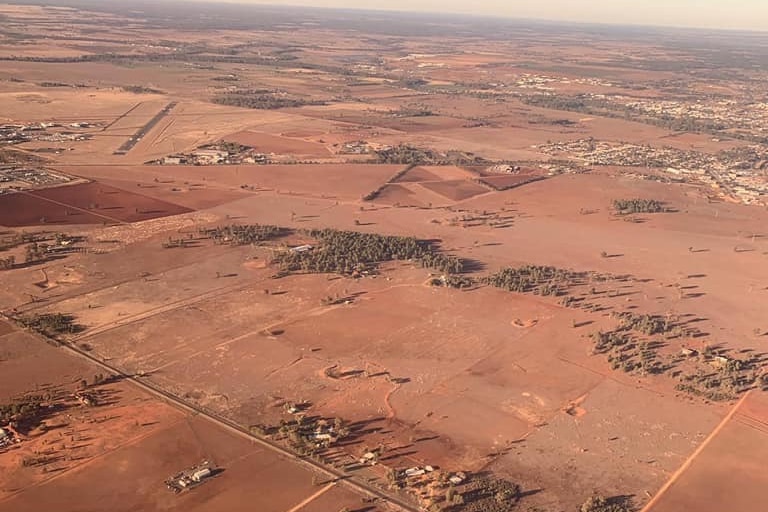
<box><xmin>0</xmin><ymin>319</ymin><xmax>15</xmax><ymax>337</ymax></box>
<box><xmin>0</xmin><ymin>321</ymin><xmax>384</xmax><ymax>512</ymax></box>
<box><xmin>647</xmin><ymin>414</ymin><xmax>768</xmax><ymax>512</ymax></box>
<box><xmin>223</xmin><ymin>130</ymin><xmax>330</xmax><ymax>157</ymax></box>
<box><xmin>0</xmin><ymin>182</ymin><xmax>192</xmax><ymax>227</ymax></box>
<box><xmin>374</xmin><ymin>183</ymin><xmax>430</xmax><ymax>207</ymax></box>
<box><xmin>480</xmin><ymin>174</ymin><xmax>546</xmax><ymax>190</ymax></box>
<box><xmin>419</xmin><ymin>179</ymin><xmax>489</xmax><ymax>201</ymax></box>
<box><xmin>392</xmin><ymin>166</ymin><xmax>444</xmax><ymax>183</ymax></box>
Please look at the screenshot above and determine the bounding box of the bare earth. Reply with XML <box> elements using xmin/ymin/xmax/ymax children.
<box><xmin>1</xmin><ymin>3</ymin><xmax>768</xmax><ymax>512</ymax></box>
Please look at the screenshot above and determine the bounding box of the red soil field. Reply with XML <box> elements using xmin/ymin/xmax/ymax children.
<box><xmin>0</xmin><ymin>322</ymin><xmax>380</xmax><ymax>512</ymax></box>
<box><xmin>0</xmin><ymin>182</ymin><xmax>192</xmax><ymax>227</ymax></box>
<box><xmin>222</xmin><ymin>130</ymin><xmax>330</xmax><ymax>157</ymax></box>
<box><xmin>393</xmin><ymin>165</ymin><xmax>474</xmax><ymax>183</ymax></box>
<box><xmin>647</xmin><ymin>408</ymin><xmax>768</xmax><ymax>512</ymax></box>
<box><xmin>419</xmin><ymin>179</ymin><xmax>489</xmax><ymax>201</ymax></box>
<box><xmin>391</xmin><ymin>166</ymin><xmax>444</xmax><ymax>183</ymax></box>
<box><xmin>0</xmin><ymin>319</ymin><xmax>15</xmax><ymax>337</ymax></box>
<box><xmin>414</xmin><ymin>165</ymin><xmax>476</xmax><ymax>180</ymax></box>
<box><xmin>480</xmin><ymin>174</ymin><xmax>546</xmax><ymax>190</ymax></box>
<box><xmin>374</xmin><ymin>183</ymin><xmax>434</xmax><ymax>207</ymax></box>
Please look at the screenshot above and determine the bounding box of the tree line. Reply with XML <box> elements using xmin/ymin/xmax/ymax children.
<box><xmin>275</xmin><ymin>228</ymin><xmax>464</xmax><ymax>276</ymax></box>
<box><xmin>211</xmin><ymin>90</ymin><xmax>326</xmax><ymax>110</ymax></box>
<box><xmin>18</xmin><ymin>313</ymin><xmax>84</xmax><ymax>338</ymax></box>
<box><xmin>613</xmin><ymin>198</ymin><xmax>665</xmax><ymax>215</ymax></box>
<box><xmin>482</xmin><ymin>265</ymin><xmax>588</xmax><ymax>296</ymax></box>
<box><xmin>201</xmin><ymin>224</ymin><xmax>287</xmax><ymax>245</ymax></box>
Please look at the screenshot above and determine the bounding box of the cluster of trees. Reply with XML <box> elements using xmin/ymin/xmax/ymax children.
<box><xmin>614</xmin><ymin>312</ymin><xmax>670</xmax><ymax>335</ymax></box>
<box><xmin>1</xmin><ymin>233</ymin><xmax>82</xmax><ymax>268</ymax></box>
<box><xmin>0</xmin><ymin>51</ymin><xmax>299</xmax><ymax>67</ymax></box>
<box><xmin>161</xmin><ymin>237</ymin><xmax>193</xmax><ymax>249</ymax></box>
<box><xmin>417</xmin><ymin>250</ymin><xmax>465</xmax><ymax>274</ymax></box>
<box><xmin>18</xmin><ymin>313</ymin><xmax>83</xmax><ymax>338</ymax></box>
<box><xmin>211</xmin><ymin>90</ymin><xmax>325</xmax><ymax>110</ymax></box>
<box><xmin>675</xmin><ymin>349</ymin><xmax>759</xmax><ymax>401</ymax></box>
<box><xmin>483</xmin><ymin>265</ymin><xmax>585</xmax><ymax>296</ymax></box>
<box><xmin>396</xmin><ymin>78</ymin><xmax>428</xmax><ymax>89</ymax></box>
<box><xmin>201</xmin><ymin>224</ymin><xmax>286</xmax><ymax>245</ymax></box>
<box><xmin>38</xmin><ymin>81</ymin><xmax>75</xmax><ymax>88</ymax></box>
<box><xmin>373</xmin><ymin>144</ymin><xmax>441</xmax><ymax>165</ymax></box>
<box><xmin>590</xmin><ymin>307</ymin><xmax>764</xmax><ymax>396</ymax></box>
<box><xmin>276</xmin><ymin>228</ymin><xmax>464</xmax><ymax>276</ymax></box>
<box><xmin>0</xmin><ymin>232</ymin><xmax>38</xmax><ymax>252</ymax></box>
<box><xmin>458</xmin><ymin>477</ymin><xmax>522</xmax><ymax>512</ymax></box>
<box><xmin>0</xmin><ymin>255</ymin><xmax>15</xmax><ymax>270</ymax></box>
<box><xmin>371</xmin><ymin>144</ymin><xmax>486</xmax><ymax>166</ymax></box>
<box><xmin>275</xmin><ymin>415</ymin><xmax>349</xmax><ymax>456</ymax></box>
<box><xmin>579</xmin><ymin>495</ymin><xmax>634</xmax><ymax>512</ymax></box>
<box><xmin>0</xmin><ymin>395</ymin><xmax>44</xmax><ymax>426</ymax></box>
<box><xmin>216</xmin><ymin>141</ymin><xmax>248</xmax><ymax>155</ymax></box>
<box><xmin>596</xmin><ymin>333</ymin><xmax>667</xmax><ymax>375</ymax></box>
<box><xmin>592</xmin><ymin>313</ymin><xmax>673</xmax><ymax>375</ymax></box>
<box><xmin>391</xmin><ymin>103</ymin><xmax>435</xmax><ymax>117</ymax></box>
<box><xmin>612</xmin><ymin>199</ymin><xmax>665</xmax><ymax>215</ymax></box>
<box><xmin>431</xmin><ymin>274</ymin><xmax>475</xmax><ymax>289</ymax></box>
<box><xmin>591</xmin><ymin>330</ymin><xmax>631</xmax><ymax>354</ymax></box>
<box><xmin>24</xmin><ymin>242</ymin><xmax>46</xmax><ymax>264</ymax></box>
<box><xmin>122</xmin><ymin>85</ymin><xmax>164</xmax><ymax>94</ymax></box>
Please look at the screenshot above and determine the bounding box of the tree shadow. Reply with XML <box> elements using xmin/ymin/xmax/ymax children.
<box><xmin>461</xmin><ymin>258</ymin><xmax>486</xmax><ymax>273</ymax></box>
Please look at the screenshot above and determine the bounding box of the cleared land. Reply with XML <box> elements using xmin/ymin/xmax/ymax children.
<box><xmin>0</xmin><ymin>182</ymin><xmax>193</xmax><ymax>227</ymax></box>
<box><xmin>1</xmin><ymin>3</ymin><xmax>768</xmax><ymax>512</ymax></box>
<box><xmin>0</xmin><ymin>321</ymin><xmax>391</xmax><ymax>512</ymax></box>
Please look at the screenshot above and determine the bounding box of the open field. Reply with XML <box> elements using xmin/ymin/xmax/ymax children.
<box><xmin>222</xmin><ymin>130</ymin><xmax>332</xmax><ymax>158</ymax></box>
<box><xmin>1</xmin><ymin>2</ymin><xmax>768</xmax><ymax>511</ymax></box>
<box><xmin>0</xmin><ymin>319</ymin><xmax>392</xmax><ymax>512</ymax></box>
<box><xmin>645</xmin><ymin>392</ymin><xmax>768</xmax><ymax>512</ymax></box>
<box><xmin>0</xmin><ymin>182</ymin><xmax>193</xmax><ymax>227</ymax></box>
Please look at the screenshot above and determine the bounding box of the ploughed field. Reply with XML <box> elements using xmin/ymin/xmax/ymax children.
<box><xmin>0</xmin><ymin>182</ymin><xmax>192</xmax><ymax>227</ymax></box>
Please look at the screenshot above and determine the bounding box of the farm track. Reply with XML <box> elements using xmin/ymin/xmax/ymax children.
<box><xmin>102</xmin><ymin>102</ymin><xmax>143</xmax><ymax>131</ymax></box>
<box><xmin>73</xmin><ymin>276</ymin><xmax>272</xmax><ymax>342</ymax></box>
<box><xmin>640</xmin><ymin>390</ymin><xmax>751</xmax><ymax>512</ymax></box>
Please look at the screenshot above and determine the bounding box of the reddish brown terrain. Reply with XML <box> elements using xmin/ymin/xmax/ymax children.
<box><xmin>0</xmin><ymin>182</ymin><xmax>193</xmax><ymax>227</ymax></box>
<box><xmin>1</xmin><ymin>3</ymin><xmax>767</xmax><ymax>512</ymax></box>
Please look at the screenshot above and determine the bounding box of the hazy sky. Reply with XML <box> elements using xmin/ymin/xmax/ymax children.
<box><xmin>195</xmin><ymin>0</ymin><xmax>768</xmax><ymax>31</ymax></box>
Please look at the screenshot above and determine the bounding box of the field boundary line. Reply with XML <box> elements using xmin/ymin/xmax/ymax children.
<box><xmin>74</xmin><ymin>276</ymin><xmax>269</xmax><ymax>341</ymax></box>
<box><xmin>640</xmin><ymin>390</ymin><xmax>751</xmax><ymax>512</ymax></box>
<box><xmin>20</xmin><ymin>190</ymin><xmax>127</xmax><ymax>225</ymax></box>
<box><xmin>0</xmin><ymin>416</ymin><xmax>186</xmax><ymax>504</ymax></box>
<box><xmin>285</xmin><ymin>481</ymin><xmax>337</xmax><ymax>512</ymax></box>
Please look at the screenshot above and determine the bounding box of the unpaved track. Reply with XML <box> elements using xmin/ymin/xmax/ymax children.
<box><xmin>641</xmin><ymin>390</ymin><xmax>751</xmax><ymax>512</ymax></box>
